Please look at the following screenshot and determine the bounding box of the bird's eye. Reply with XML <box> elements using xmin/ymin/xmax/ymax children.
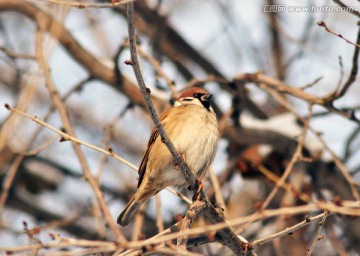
<box><xmin>182</xmin><ymin>98</ymin><xmax>193</xmax><ymax>101</ymax></box>
<box><xmin>193</xmin><ymin>93</ymin><xmax>202</xmax><ymax>98</ymax></box>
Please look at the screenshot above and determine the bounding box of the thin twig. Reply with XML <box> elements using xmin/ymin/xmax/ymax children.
<box><xmin>1</xmin><ymin>201</ymin><xmax>359</xmax><ymax>254</ymax></box>
<box><xmin>264</xmin><ymin>87</ymin><xmax>360</xmax><ymax>201</ymax></box>
<box><xmin>208</xmin><ymin>167</ymin><xmax>227</xmax><ymax>215</ymax></box>
<box><xmin>317</xmin><ymin>21</ymin><xmax>360</xmax><ymax>48</ymax></box>
<box><xmin>135</xmin><ymin>45</ymin><xmax>177</xmax><ymax>97</ymax></box>
<box><xmin>298</xmin><ymin>76</ymin><xmax>323</xmax><ymax>90</ymax></box>
<box><xmin>335</xmin><ymin>56</ymin><xmax>344</xmax><ymax>93</ymax></box>
<box><xmin>260</xmin><ymin>104</ymin><xmax>312</xmax><ymax>210</ymax></box>
<box><xmin>156</xmin><ymin>194</ymin><xmax>164</xmax><ymax>234</ymax></box>
<box><xmin>258</xmin><ymin>165</ymin><xmax>313</xmax><ymax>204</ymax></box>
<box><xmin>34</xmin><ymin>27</ymin><xmax>125</xmax><ymax>241</ymax></box>
<box><xmin>306</xmin><ymin>210</ymin><xmax>330</xmax><ymax>255</ymax></box>
<box><xmin>19</xmin><ymin>134</ymin><xmax>58</xmax><ymax>156</ymax></box>
<box><xmin>335</xmin><ymin>25</ymin><xmax>360</xmax><ymax>98</ymax></box>
<box><xmin>4</xmin><ymin>105</ymin><xmax>192</xmax><ymax>204</ymax></box>
<box><xmin>251</xmin><ymin>211</ymin><xmax>330</xmax><ymax>249</ymax></box>
<box><xmin>132</xmin><ymin>204</ymin><xmax>146</xmax><ymax>241</ymax></box>
<box><xmin>0</xmin><ymin>77</ymin><xmax>92</xmax><ymax>223</ymax></box>
<box><xmin>234</xmin><ymin>72</ymin><xmax>360</xmax><ymax>123</ymax></box>
<box><xmin>0</xmin><ymin>45</ymin><xmax>36</xmax><ymax>60</ymax></box>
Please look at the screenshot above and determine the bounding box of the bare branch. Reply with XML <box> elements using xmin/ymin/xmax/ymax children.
<box><xmin>317</xmin><ymin>21</ymin><xmax>360</xmax><ymax>48</ymax></box>
<box><xmin>306</xmin><ymin>211</ymin><xmax>330</xmax><ymax>256</ymax></box>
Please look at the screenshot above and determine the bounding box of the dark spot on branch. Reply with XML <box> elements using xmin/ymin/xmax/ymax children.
<box><xmin>332</xmin><ymin>196</ymin><xmax>343</xmax><ymax>206</ymax></box>
<box><xmin>317</xmin><ymin>21</ymin><xmax>326</xmax><ymax>27</ymax></box>
<box><xmin>124</xmin><ymin>60</ymin><xmax>134</xmax><ymax>65</ymax></box>
<box><xmin>4</xmin><ymin>103</ymin><xmax>10</xmax><ymax>110</ymax></box>
<box><xmin>305</xmin><ymin>215</ymin><xmax>311</xmax><ymax>222</ymax></box>
<box><xmin>59</xmin><ymin>137</ymin><xmax>67</xmax><ymax>142</ymax></box>
<box><xmin>108</xmin><ymin>146</ymin><xmax>113</xmax><ymax>153</ymax></box>
<box><xmin>146</xmin><ymin>87</ymin><xmax>151</xmax><ymax>94</ymax></box>
<box><xmin>22</xmin><ymin>221</ymin><xmax>28</xmax><ymax>229</ymax></box>
<box><xmin>49</xmin><ymin>233</ymin><xmax>56</xmax><ymax>240</ymax></box>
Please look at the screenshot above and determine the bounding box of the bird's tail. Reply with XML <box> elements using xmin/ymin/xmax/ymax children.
<box><xmin>117</xmin><ymin>196</ymin><xmax>142</xmax><ymax>226</ymax></box>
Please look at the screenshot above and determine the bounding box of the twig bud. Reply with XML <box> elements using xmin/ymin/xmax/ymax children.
<box><xmin>124</xmin><ymin>60</ymin><xmax>134</xmax><ymax>65</ymax></box>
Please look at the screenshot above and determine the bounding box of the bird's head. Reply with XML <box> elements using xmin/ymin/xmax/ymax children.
<box><xmin>175</xmin><ymin>87</ymin><xmax>213</xmax><ymax>110</ymax></box>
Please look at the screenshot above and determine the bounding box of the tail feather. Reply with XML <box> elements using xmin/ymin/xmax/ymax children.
<box><xmin>117</xmin><ymin>196</ymin><xmax>142</xmax><ymax>226</ymax></box>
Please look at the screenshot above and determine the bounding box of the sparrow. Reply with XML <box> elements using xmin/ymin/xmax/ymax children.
<box><xmin>117</xmin><ymin>87</ymin><xmax>218</xmax><ymax>226</ymax></box>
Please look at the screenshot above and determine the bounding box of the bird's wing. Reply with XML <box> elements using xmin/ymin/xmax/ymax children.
<box><xmin>137</xmin><ymin>110</ymin><xmax>169</xmax><ymax>188</ymax></box>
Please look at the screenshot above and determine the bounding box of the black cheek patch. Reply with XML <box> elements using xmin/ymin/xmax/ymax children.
<box><xmin>201</xmin><ymin>100</ymin><xmax>211</xmax><ymax>110</ymax></box>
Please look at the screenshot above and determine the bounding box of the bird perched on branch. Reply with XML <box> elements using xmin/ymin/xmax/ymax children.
<box><xmin>117</xmin><ymin>87</ymin><xmax>218</xmax><ymax>226</ymax></box>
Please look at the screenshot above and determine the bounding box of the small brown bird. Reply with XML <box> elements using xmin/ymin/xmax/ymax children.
<box><xmin>117</xmin><ymin>87</ymin><xmax>218</xmax><ymax>226</ymax></box>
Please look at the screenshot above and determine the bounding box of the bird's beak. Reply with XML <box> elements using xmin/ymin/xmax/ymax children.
<box><xmin>201</xmin><ymin>94</ymin><xmax>212</xmax><ymax>101</ymax></box>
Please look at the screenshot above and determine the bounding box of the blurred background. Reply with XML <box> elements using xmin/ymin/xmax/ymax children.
<box><xmin>0</xmin><ymin>0</ymin><xmax>359</xmax><ymax>255</ymax></box>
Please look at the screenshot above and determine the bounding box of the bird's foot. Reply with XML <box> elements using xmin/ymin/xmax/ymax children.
<box><xmin>195</xmin><ymin>178</ymin><xmax>204</xmax><ymax>192</ymax></box>
<box><xmin>191</xmin><ymin>178</ymin><xmax>204</xmax><ymax>201</ymax></box>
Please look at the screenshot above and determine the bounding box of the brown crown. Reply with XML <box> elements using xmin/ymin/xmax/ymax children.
<box><xmin>178</xmin><ymin>87</ymin><xmax>208</xmax><ymax>99</ymax></box>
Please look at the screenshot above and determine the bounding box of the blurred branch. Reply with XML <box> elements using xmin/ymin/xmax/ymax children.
<box><xmin>32</xmin><ymin>0</ymin><xmax>135</xmax><ymax>8</ymax></box>
<box><xmin>0</xmin><ymin>1</ymin><xmax>148</xmax><ymax>108</ymax></box>
<box><xmin>267</xmin><ymin>0</ymin><xmax>285</xmax><ymax>80</ymax></box>
<box><xmin>0</xmin><ymin>76</ymin><xmax>93</xmax><ymax>221</ymax></box>
<box><xmin>0</xmin><ymin>45</ymin><xmax>36</xmax><ymax>60</ymax></box>
<box><xmin>334</xmin><ymin>25</ymin><xmax>360</xmax><ymax>98</ymax></box>
<box><xmin>34</xmin><ymin>25</ymin><xmax>124</xmax><ymax>240</ymax></box>
<box><xmin>5</xmin><ymin>105</ymin><xmax>137</xmax><ymax>170</ymax></box>
<box><xmin>4</xmin><ymin>104</ymin><xmax>192</xmax><ymax>204</ymax></box>
<box><xmin>208</xmin><ymin>167</ymin><xmax>227</xmax><ymax>214</ymax></box>
<box><xmin>7</xmin><ymin>192</ymin><xmax>100</xmax><ymax>239</ymax></box>
<box><xmin>2</xmin><ymin>200</ymin><xmax>360</xmax><ymax>254</ymax></box>
<box><xmin>113</xmin><ymin>0</ymin><xmax>268</xmax><ymax>120</ymax></box>
<box><xmin>234</xmin><ymin>72</ymin><xmax>360</xmax><ymax>123</ymax></box>
<box><xmin>333</xmin><ymin>0</ymin><xmax>360</xmax><ymax>18</ymax></box>
<box><xmin>263</xmin><ymin>87</ymin><xmax>360</xmax><ymax>201</ymax></box>
<box><xmin>260</xmin><ymin>105</ymin><xmax>312</xmax><ymax>210</ymax></box>
<box><xmin>344</xmin><ymin>126</ymin><xmax>360</xmax><ymax>162</ymax></box>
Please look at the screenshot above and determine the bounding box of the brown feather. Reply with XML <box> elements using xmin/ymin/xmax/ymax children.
<box><xmin>137</xmin><ymin>109</ymin><xmax>170</xmax><ymax>187</ymax></box>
